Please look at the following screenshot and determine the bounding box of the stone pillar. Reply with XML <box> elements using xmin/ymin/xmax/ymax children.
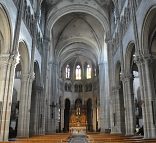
<box><xmin>105</xmin><ymin>35</ymin><xmax>113</xmax><ymax>132</ymax></box>
<box><xmin>122</xmin><ymin>74</ymin><xmax>135</xmax><ymax>135</ymax></box>
<box><xmin>129</xmin><ymin>0</ymin><xmax>156</xmax><ymax>138</ymax></box>
<box><xmin>121</xmin><ymin>78</ymin><xmax>128</xmax><ymax>135</ymax></box>
<box><xmin>92</xmin><ymin>105</ymin><xmax>97</xmax><ymax>131</ymax></box>
<box><xmin>0</xmin><ymin>54</ymin><xmax>18</xmax><ymax>141</ymax></box>
<box><xmin>51</xmin><ymin>63</ymin><xmax>57</xmax><ymax>132</ymax></box>
<box><xmin>134</xmin><ymin>56</ymin><xmax>148</xmax><ymax>138</ymax></box>
<box><xmin>134</xmin><ymin>55</ymin><xmax>156</xmax><ymax>138</ymax></box>
<box><xmin>34</xmin><ymin>87</ymin><xmax>41</xmax><ymax>135</ymax></box>
<box><xmin>143</xmin><ymin>56</ymin><xmax>156</xmax><ymax>138</ymax></box>
<box><xmin>61</xmin><ymin>107</ymin><xmax>64</xmax><ymax>132</ymax></box>
<box><xmin>47</xmin><ymin>63</ymin><xmax>53</xmax><ymax>133</ymax></box>
<box><xmin>26</xmin><ymin>74</ymin><xmax>35</xmax><ymax>137</ymax></box>
<box><xmin>39</xmin><ymin>88</ymin><xmax>44</xmax><ymax>135</ymax></box>
<box><xmin>36</xmin><ymin>86</ymin><xmax>43</xmax><ymax>135</ymax></box>
<box><xmin>17</xmin><ymin>73</ymin><xmax>30</xmax><ymax>137</ymax></box>
<box><xmin>111</xmin><ymin>86</ymin><xmax>122</xmax><ymax>134</ymax></box>
<box><xmin>98</xmin><ymin>62</ymin><xmax>109</xmax><ymax>132</ymax></box>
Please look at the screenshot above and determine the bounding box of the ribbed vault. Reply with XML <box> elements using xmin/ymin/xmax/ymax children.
<box><xmin>52</xmin><ymin>12</ymin><xmax>106</xmax><ymax>69</ymax></box>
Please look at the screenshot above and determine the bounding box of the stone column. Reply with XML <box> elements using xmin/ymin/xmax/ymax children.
<box><xmin>120</xmin><ymin>78</ymin><xmax>128</xmax><ymax>135</ymax></box>
<box><xmin>26</xmin><ymin>74</ymin><xmax>35</xmax><ymax>137</ymax></box>
<box><xmin>110</xmin><ymin>87</ymin><xmax>115</xmax><ymax>133</ymax></box>
<box><xmin>61</xmin><ymin>107</ymin><xmax>64</xmax><ymax>132</ymax></box>
<box><xmin>134</xmin><ymin>55</ymin><xmax>156</xmax><ymax>138</ymax></box>
<box><xmin>17</xmin><ymin>73</ymin><xmax>30</xmax><ymax>137</ymax></box>
<box><xmin>134</xmin><ymin>56</ymin><xmax>148</xmax><ymax>137</ymax></box>
<box><xmin>46</xmin><ymin>63</ymin><xmax>53</xmax><ymax>133</ymax></box>
<box><xmin>39</xmin><ymin>88</ymin><xmax>44</xmax><ymax>135</ymax></box>
<box><xmin>51</xmin><ymin>63</ymin><xmax>57</xmax><ymax>132</ymax></box>
<box><xmin>40</xmin><ymin>88</ymin><xmax>44</xmax><ymax>135</ymax></box>
<box><xmin>92</xmin><ymin>103</ymin><xmax>97</xmax><ymax>131</ymax></box>
<box><xmin>98</xmin><ymin>62</ymin><xmax>109</xmax><ymax>132</ymax></box>
<box><xmin>34</xmin><ymin>87</ymin><xmax>41</xmax><ymax>135</ymax></box>
<box><xmin>105</xmin><ymin>35</ymin><xmax>113</xmax><ymax>132</ymax></box>
<box><xmin>121</xmin><ymin>73</ymin><xmax>135</xmax><ymax>135</ymax></box>
<box><xmin>142</xmin><ymin>56</ymin><xmax>156</xmax><ymax>138</ymax></box>
<box><xmin>129</xmin><ymin>0</ymin><xmax>156</xmax><ymax>138</ymax></box>
<box><xmin>111</xmin><ymin>86</ymin><xmax>122</xmax><ymax>134</ymax></box>
<box><xmin>0</xmin><ymin>54</ymin><xmax>18</xmax><ymax>141</ymax></box>
<box><xmin>0</xmin><ymin>0</ymin><xmax>24</xmax><ymax>141</ymax></box>
<box><xmin>36</xmin><ymin>86</ymin><xmax>43</xmax><ymax>135</ymax></box>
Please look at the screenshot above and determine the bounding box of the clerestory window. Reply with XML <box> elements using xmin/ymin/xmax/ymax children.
<box><xmin>86</xmin><ymin>64</ymin><xmax>91</xmax><ymax>79</ymax></box>
<box><xmin>66</xmin><ymin>64</ymin><xmax>70</xmax><ymax>79</ymax></box>
<box><xmin>76</xmin><ymin>65</ymin><xmax>81</xmax><ymax>80</ymax></box>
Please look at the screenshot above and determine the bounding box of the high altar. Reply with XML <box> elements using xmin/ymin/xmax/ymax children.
<box><xmin>69</xmin><ymin>106</ymin><xmax>87</xmax><ymax>135</ymax></box>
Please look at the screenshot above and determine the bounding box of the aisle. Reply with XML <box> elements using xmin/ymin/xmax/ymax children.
<box><xmin>69</xmin><ymin>135</ymin><xmax>88</xmax><ymax>143</ymax></box>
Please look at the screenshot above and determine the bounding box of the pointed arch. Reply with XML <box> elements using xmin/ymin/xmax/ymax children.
<box><xmin>18</xmin><ymin>41</ymin><xmax>30</xmax><ymax>74</ymax></box>
<box><xmin>0</xmin><ymin>4</ymin><xmax>12</xmax><ymax>54</ymax></box>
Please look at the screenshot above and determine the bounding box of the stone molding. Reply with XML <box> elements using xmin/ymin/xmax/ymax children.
<box><xmin>0</xmin><ymin>54</ymin><xmax>19</xmax><ymax>67</ymax></box>
<box><xmin>133</xmin><ymin>54</ymin><xmax>153</xmax><ymax>66</ymax></box>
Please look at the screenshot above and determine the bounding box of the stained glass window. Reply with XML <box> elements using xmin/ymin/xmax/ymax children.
<box><xmin>87</xmin><ymin>64</ymin><xmax>91</xmax><ymax>79</ymax></box>
<box><xmin>76</xmin><ymin>65</ymin><xmax>81</xmax><ymax>80</ymax></box>
<box><xmin>66</xmin><ymin>64</ymin><xmax>70</xmax><ymax>79</ymax></box>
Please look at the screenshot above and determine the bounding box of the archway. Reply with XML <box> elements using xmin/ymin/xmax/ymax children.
<box><xmin>9</xmin><ymin>41</ymin><xmax>30</xmax><ymax>139</ymax></box>
<box><xmin>140</xmin><ymin>6</ymin><xmax>156</xmax><ymax>138</ymax></box>
<box><xmin>124</xmin><ymin>42</ymin><xmax>143</xmax><ymax>135</ymax></box>
<box><xmin>64</xmin><ymin>99</ymin><xmax>70</xmax><ymax>132</ymax></box>
<box><xmin>0</xmin><ymin>4</ymin><xmax>12</xmax><ymax>54</ymax></box>
<box><xmin>87</xmin><ymin>99</ymin><xmax>93</xmax><ymax>132</ymax></box>
<box><xmin>0</xmin><ymin>4</ymin><xmax>12</xmax><ymax>141</ymax></box>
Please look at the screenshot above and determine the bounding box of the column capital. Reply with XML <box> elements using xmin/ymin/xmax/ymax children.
<box><xmin>121</xmin><ymin>73</ymin><xmax>133</xmax><ymax>82</ymax></box>
<box><xmin>9</xmin><ymin>54</ymin><xmax>20</xmax><ymax>66</ymax></box>
<box><xmin>0</xmin><ymin>54</ymin><xmax>19</xmax><ymax>67</ymax></box>
<box><xmin>133</xmin><ymin>55</ymin><xmax>144</xmax><ymax>65</ymax></box>
<box><xmin>134</xmin><ymin>54</ymin><xmax>153</xmax><ymax>65</ymax></box>
<box><xmin>29</xmin><ymin>72</ymin><xmax>35</xmax><ymax>80</ymax></box>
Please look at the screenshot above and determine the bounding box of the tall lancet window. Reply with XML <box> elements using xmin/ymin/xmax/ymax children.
<box><xmin>76</xmin><ymin>65</ymin><xmax>81</xmax><ymax>80</ymax></box>
<box><xmin>66</xmin><ymin>64</ymin><xmax>70</xmax><ymax>79</ymax></box>
<box><xmin>87</xmin><ymin>64</ymin><xmax>91</xmax><ymax>79</ymax></box>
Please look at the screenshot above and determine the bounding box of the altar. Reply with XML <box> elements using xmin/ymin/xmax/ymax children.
<box><xmin>69</xmin><ymin>106</ymin><xmax>87</xmax><ymax>135</ymax></box>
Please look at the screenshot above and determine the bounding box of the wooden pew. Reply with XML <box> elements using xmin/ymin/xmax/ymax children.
<box><xmin>0</xmin><ymin>133</ymin><xmax>70</xmax><ymax>143</ymax></box>
<box><xmin>87</xmin><ymin>133</ymin><xmax>143</xmax><ymax>143</ymax></box>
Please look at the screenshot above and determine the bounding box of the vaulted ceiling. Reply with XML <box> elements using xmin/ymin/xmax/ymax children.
<box><xmin>44</xmin><ymin>0</ymin><xmax>112</xmax><ymax>68</ymax></box>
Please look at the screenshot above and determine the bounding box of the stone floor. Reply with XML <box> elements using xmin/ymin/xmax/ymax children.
<box><xmin>69</xmin><ymin>135</ymin><xmax>88</xmax><ymax>143</ymax></box>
